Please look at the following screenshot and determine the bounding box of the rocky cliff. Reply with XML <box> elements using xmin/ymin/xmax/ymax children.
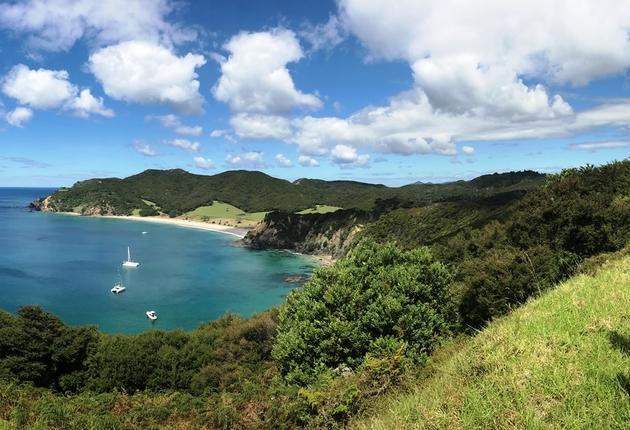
<box><xmin>242</xmin><ymin>209</ymin><xmax>371</xmax><ymax>258</ymax></box>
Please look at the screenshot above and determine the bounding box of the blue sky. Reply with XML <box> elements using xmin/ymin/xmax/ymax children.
<box><xmin>0</xmin><ymin>0</ymin><xmax>629</xmax><ymax>187</ymax></box>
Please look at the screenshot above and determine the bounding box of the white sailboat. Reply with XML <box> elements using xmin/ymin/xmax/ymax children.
<box><xmin>122</xmin><ymin>246</ymin><xmax>140</xmax><ymax>268</ymax></box>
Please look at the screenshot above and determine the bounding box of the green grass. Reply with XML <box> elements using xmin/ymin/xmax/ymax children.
<box><xmin>183</xmin><ymin>201</ymin><xmax>267</xmax><ymax>226</ymax></box>
<box><xmin>297</xmin><ymin>204</ymin><xmax>342</xmax><ymax>214</ymax></box>
<box><xmin>351</xmin><ymin>252</ymin><xmax>630</xmax><ymax>430</ymax></box>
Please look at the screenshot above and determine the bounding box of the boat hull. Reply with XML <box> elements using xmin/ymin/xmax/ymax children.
<box><xmin>122</xmin><ymin>261</ymin><xmax>139</xmax><ymax>268</ymax></box>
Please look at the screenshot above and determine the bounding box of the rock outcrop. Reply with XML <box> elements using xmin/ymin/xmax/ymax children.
<box><xmin>242</xmin><ymin>209</ymin><xmax>370</xmax><ymax>258</ymax></box>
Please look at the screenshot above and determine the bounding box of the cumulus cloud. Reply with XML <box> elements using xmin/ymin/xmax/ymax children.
<box><xmin>163</xmin><ymin>138</ymin><xmax>200</xmax><ymax>153</ymax></box>
<box><xmin>230</xmin><ymin>113</ymin><xmax>293</xmax><ymax>140</ymax></box>
<box><xmin>193</xmin><ymin>156</ymin><xmax>215</xmax><ymax>170</ymax></box>
<box><xmin>298</xmin><ymin>155</ymin><xmax>319</xmax><ymax>167</ymax></box>
<box><xmin>213</xmin><ymin>28</ymin><xmax>321</xmax><ymax>114</ymax></box>
<box><xmin>0</xmin><ymin>0</ymin><xmax>194</xmax><ymax>52</ymax></box>
<box><xmin>569</xmin><ymin>140</ymin><xmax>630</xmax><ymax>151</ymax></box>
<box><xmin>2</xmin><ymin>64</ymin><xmax>76</xmax><ymax>109</ymax></box>
<box><xmin>133</xmin><ymin>140</ymin><xmax>157</xmax><ymax>156</ymax></box>
<box><xmin>146</xmin><ymin>114</ymin><xmax>202</xmax><ymax>136</ymax></box>
<box><xmin>1</xmin><ymin>64</ymin><xmax>113</xmax><ymax>119</ymax></box>
<box><xmin>68</xmin><ymin>89</ymin><xmax>114</xmax><ymax>118</ymax></box>
<box><xmin>5</xmin><ymin>107</ymin><xmax>33</xmax><ymax>127</ymax></box>
<box><xmin>331</xmin><ymin>144</ymin><xmax>370</xmax><ymax>167</ymax></box>
<box><xmin>461</xmin><ymin>145</ymin><xmax>475</xmax><ymax>155</ymax></box>
<box><xmin>88</xmin><ymin>41</ymin><xmax>206</xmax><ymax>114</ymax></box>
<box><xmin>226</xmin><ymin>151</ymin><xmax>265</xmax><ymax>168</ymax></box>
<box><xmin>339</xmin><ymin>0</ymin><xmax>630</xmax><ymax>86</ymax></box>
<box><xmin>275</xmin><ymin>153</ymin><xmax>293</xmax><ymax>167</ymax></box>
<box><xmin>231</xmin><ymin>0</ymin><xmax>630</xmax><ymax>164</ymax></box>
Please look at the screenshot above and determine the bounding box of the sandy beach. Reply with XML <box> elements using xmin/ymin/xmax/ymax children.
<box><xmin>100</xmin><ymin>215</ymin><xmax>250</xmax><ymax>238</ymax></box>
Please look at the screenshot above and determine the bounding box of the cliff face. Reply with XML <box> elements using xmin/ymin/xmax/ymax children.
<box><xmin>29</xmin><ymin>195</ymin><xmax>118</xmax><ymax>216</ymax></box>
<box><xmin>243</xmin><ymin>210</ymin><xmax>370</xmax><ymax>258</ymax></box>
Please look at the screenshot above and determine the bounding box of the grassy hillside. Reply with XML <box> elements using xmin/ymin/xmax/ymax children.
<box><xmin>39</xmin><ymin>168</ymin><xmax>545</xmax><ymax>216</ymax></box>
<box><xmin>351</xmin><ymin>251</ymin><xmax>630</xmax><ymax>430</ymax></box>
<box><xmin>183</xmin><ymin>201</ymin><xmax>267</xmax><ymax>227</ymax></box>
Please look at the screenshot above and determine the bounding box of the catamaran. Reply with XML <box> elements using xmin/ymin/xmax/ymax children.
<box><xmin>111</xmin><ymin>280</ymin><xmax>126</xmax><ymax>294</ymax></box>
<box><xmin>122</xmin><ymin>246</ymin><xmax>140</xmax><ymax>268</ymax></box>
<box><xmin>146</xmin><ymin>310</ymin><xmax>158</xmax><ymax>320</ymax></box>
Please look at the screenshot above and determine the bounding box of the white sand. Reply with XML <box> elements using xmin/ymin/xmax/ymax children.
<box><xmin>100</xmin><ymin>215</ymin><xmax>250</xmax><ymax>238</ymax></box>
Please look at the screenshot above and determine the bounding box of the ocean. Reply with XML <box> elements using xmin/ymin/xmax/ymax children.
<box><xmin>0</xmin><ymin>188</ymin><xmax>315</xmax><ymax>334</ymax></box>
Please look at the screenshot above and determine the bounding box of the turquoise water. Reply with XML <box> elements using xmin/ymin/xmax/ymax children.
<box><xmin>0</xmin><ymin>188</ymin><xmax>315</xmax><ymax>334</ymax></box>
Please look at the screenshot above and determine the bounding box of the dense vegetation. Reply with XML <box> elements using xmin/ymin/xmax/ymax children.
<box><xmin>3</xmin><ymin>160</ymin><xmax>629</xmax><ymax>429</ymax></box>
<box><xmin>38</xmin><ymin>168</ymin><xmax>544</xmax><ymax>216</ymax></box>
<box><xmin>351</xmin><ymin>250</ymin><xmax>630</xmax><ymax>429</ymax></box>
<box><xmin>0</xmin><ymin>243</ymin><xmax>453</xmax><ymax>429</ymax></box>
<box><xmin>361</xmin><ymin>160</ymin><xmax>630</xmax><ymax>328</ymax></box>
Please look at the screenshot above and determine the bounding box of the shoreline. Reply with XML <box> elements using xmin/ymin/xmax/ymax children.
<box><xmin>43</xmin><ymin>211</ymin><xmax>337</xmax><ymax>264</ymax></box>
<box><xmin>99</xmin><ymin>215</ymin><xmax>250</xmax><ymax>238</ymax></box>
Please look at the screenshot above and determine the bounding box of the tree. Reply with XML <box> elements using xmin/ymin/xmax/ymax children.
<box><xmin>273</xmin><ymin>240</ymin><xmax>452</xmax><ymax>385</ymax></box>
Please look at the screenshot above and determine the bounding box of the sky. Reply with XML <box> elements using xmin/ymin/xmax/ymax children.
<box><xmin>0</xmin><ymin>0</ymin><xmax>629</xmax><ymax>187</ymax></box>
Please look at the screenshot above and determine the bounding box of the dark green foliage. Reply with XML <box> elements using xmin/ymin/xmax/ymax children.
<box><xmin>43</xmin><ymin>167</ymin><xmax>545</xmax><ymax>216</ymax></box>
<box><xmin>274</xmin><ymin>240</ymin><xmax>452</xmax><ymax>385</ymax></box>
<box><xmin>0</xmin><ymin>306</ymin><xmax>97</xmax><ymax>391</ymax></box>
<box><xmin>138</xmin><ymin>207</ymin><xmax>158</xmax><ymax>216</ymax></box>
<box><xmin>361</xmin><ymin>160</ymin><xmax>630</xmax><ymax>329</ymax></box>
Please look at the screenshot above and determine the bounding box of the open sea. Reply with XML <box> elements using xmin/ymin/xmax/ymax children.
<box><xmin>0</xmin><ymin>188</ymin><xmax>315</xmax><ymax>334</ymax></box>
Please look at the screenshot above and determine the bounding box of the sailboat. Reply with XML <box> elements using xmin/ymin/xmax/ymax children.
<box><xmin>122</xmin><ymin>246</ymin><xmax>140</xmax><ymax>268</ymax></box>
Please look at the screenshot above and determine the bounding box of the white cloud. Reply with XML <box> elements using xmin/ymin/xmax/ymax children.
<box><xmin>210</xmin><ymin>129</ymin><xmax>228</xmax><ymax>138</ymax></box>
<box><xmin>213</xmin><ymin>28</ymin><xmax>321</xmax><ymax>114</ymax></box>
<box><xmin>461</xmin><ymin>145</ymin><xmax>475</xmax><ymax>155</ymax></box>
<box><xmin>226</xmin><ymin>151</ymin><xmax>265</xmax><ymax>168</ymax></box>
<box><xmin>2</xmin><ymin>64</ymin><xmax>76</xmax><ymax>109</ymax></box>
<box><xmin>88</xmin><ymin>40</ymin><xmax>206</xmax><ymax>114</ymax></box>
<box><xmin>193</xmin><ymin>156</ymin><xmax>215</xmax><ymax>170</ymax></box>
<box><xmin>5</xmin><ymin>107</ymin><xmax>33</xmax><ymax>127</ymax></box>
<box><xmin>275</xmin><ymin>153</ymin><xmax>293</xmax><ymax>167</ymax></box>
<box><xmin>331</xmin><ymin>144</ymin><xmax>370</xmax><ymax>167</ymax></box>
<box><xmin>235</xmin><ymin>0</ymin><xmax>630</xmax><ymax>163</ymax></box>
<box><xmin>300</xmin><ymin>15</ymin><xmax>346</xmax><ymax>51</ymax></box>
<box><xmin>146</xmin><ymin>114</ymin><xmax>202</xmax><ymax>136</ymax></box>
<box><xmin>68</xmin><ymin>89</ymin><xmax>114</xmax><ymax>118</ymax></box>
<box><xmin>339</xmin><ymin>0</ymin><xmax>630</xmax><ymax>86</ymax></box>
<box><xmin>569</xmin><ymin>140</ymin><xmax>630</xmax><ymax>151</ymax></box>
<box><xmin>230</xmin><ymin>113</ymin><xmax>293</xmax><ymax>140</ymax></box>
<box><xmin>1</xmin><ymin>64</ymin><xmax>113</xmax><ymax>119</ymax></box>
<box><xmin>0</xmin><ymin>0</ymin><xmax>194</xmax><ymax>52</ymax></box>
<box><xmin>133</xmin><ymin>140</ymin><xmax>156</xmax><ymax>156</ymax></box>
<box><xmin>163</xmin><ymin>138</ymin><xmax>200</xmax><ymax>153</ymax></box>
<box><xmin>298</xmin><ymin>155</ymin><xmax>319</xmax><ymax>167</ymax></box>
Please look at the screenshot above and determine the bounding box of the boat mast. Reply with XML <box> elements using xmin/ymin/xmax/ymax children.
<box><xmin>127</xmin><ymin>246</ymin><xmax>131</xmax><ymax>262</ymax></box>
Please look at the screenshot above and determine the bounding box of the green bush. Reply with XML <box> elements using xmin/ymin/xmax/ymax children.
<box><xmin>274</xmin><ymin>240</ymin><xmax>452</xmax><ymax>385</ymax></box>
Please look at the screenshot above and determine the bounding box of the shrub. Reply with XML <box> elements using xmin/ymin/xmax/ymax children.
<box><xmin>273</xmin><ymin>240</ymin><xmax>452</xmax><ymax>385</ymax></box>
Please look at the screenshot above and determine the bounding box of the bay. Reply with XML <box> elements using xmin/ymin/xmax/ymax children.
<box><xmin>0</xmin><ymin>188</ymin><xmax>315</xmax><ymax>334</ymax></box>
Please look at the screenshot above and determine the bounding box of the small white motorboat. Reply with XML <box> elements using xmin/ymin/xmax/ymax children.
<box><xmin>111</xmin><ymin>281</ymin><xmax>126</xmax><ymax>294</ymax></box>
<box><xmin>122</xmin><ymin>246</ymin><xmax>140</xmax><ymax>268</ymax></box>
<box><xmin>142</xmin><ymin>231</ymin><xmax>148</xmax><ymax>235</ymax></box>
<box><xmin>146</xmin><ymin>310</ymin><xmax>158</xmax><ymax>321</ymax></box>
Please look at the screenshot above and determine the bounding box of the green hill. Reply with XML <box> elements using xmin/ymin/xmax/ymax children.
<box><xmin>351</xmin><ymin>250</ymin><xmax>630</xmax><ymax>429</ymax></box>
<box><xmin>37</xmin><ymin>168</ymin><xmax>545</xmax><ymax>216</ymax></box>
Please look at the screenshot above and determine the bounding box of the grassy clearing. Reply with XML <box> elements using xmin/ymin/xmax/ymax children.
<box><xmin>351</xmin><ymin>253</ymin><xmax>630</xmax><ymax>430</ymax></box>
<box><xmin>297</xmin><ymin>204</ymin><xmax>342</xmax><ymax>215</ymax></box>
<box><xmin>183</xmin><ymin>201</ymin><xmax>267</xmax><ymax>227</ymax></box>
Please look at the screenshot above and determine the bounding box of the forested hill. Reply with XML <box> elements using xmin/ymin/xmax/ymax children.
<box><xmin>34</xmin><ymin>168</ymin><xmax>544</xmax><ymax>216</ymax></box>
